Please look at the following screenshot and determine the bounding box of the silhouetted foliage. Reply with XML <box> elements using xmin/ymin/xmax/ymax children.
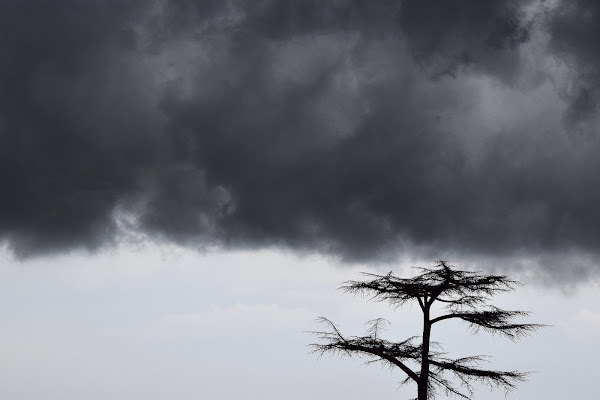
<box><xmin>308</xmin><ymin>261</ymin><xmax>543</xmax><ymax>400</ymax></box>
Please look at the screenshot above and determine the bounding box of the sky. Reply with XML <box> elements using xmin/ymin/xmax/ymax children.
<box><xmin>1</xmin><ymin>0</ymin><xmax>600</xmax><ymax>398</ymax></box>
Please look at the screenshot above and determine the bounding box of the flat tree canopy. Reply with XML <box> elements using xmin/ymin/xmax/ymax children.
<box><xmin>309</xmin><ymin>261</ymin><xmax>544</xmax><ymax>400</ymax></box>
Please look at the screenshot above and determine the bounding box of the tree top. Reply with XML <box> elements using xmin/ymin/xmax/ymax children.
<box><xmin>341</xmin><ymin>260</ymin><xmax>521</xmax><ymax>309</ymax></box>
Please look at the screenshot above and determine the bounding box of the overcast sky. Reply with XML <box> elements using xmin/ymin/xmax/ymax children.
<box><xmin>1</xmin><ymin>0</ymin><xmax>600</xmax><ymax>399</ymax></box>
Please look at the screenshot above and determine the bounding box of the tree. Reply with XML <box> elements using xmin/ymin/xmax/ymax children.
<box><xmin>308</xmin><ymin>261</ymin><xmax>543</xmax><ymax>400</ymax></box>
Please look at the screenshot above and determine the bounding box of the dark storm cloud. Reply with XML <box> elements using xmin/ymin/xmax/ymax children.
<box><xmin>2</xmin><ymin>0</ymin><xmax>600</xmax><ymax>280</ymax></box>
<box><xmin>397</xmin><ymin>0</ymin><xmax>533</xmax><ymax>79</ymax></box>
<box><xmin>546</xmin><ymin>0</ymin><xmax>600</xmax><ymax>128</ymax></box>
<box><xmin>0</xmin><ymin>1</ymin><xmax>159</xmax><ymax>254</ymax></box>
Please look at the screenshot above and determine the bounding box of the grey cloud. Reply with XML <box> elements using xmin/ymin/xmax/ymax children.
<box><xmin>1</xmin><ymin>1</ymin><xmax>600</xmax><ymax>283</ymax></box>
<box><xmin>397</xmin><ymin>0</ymin><xmax>534</xmax><ymax>79</ymax></box>
<box><xmin>0</xmin><ymin>1</ymin><xmax>159</xmax><ymax>254</ymax></box>
<box><xmin>547</xmin><ymin>0</ymin><xmax>600</xmax><ymax>128</ymax></box>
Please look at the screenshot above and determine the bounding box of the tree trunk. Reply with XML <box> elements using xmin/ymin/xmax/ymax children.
<box><xmin>418</xmin><ymin>381</ymin><xmax>428</xmax><ymax>400</ymax></box>
<box><xmin>418</xmin><ymin>305</ymin><xmax>431</xmax><ymax>400</ymax></box>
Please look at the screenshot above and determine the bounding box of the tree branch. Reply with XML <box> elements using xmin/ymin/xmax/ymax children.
<box><xmin>429</xmin><ymin>358</ymin><xmax>528</xmax><ymax>391</ymax></box>
<box><xmin>430</xmin><ymin>308</ymin><xmax>545</xmax><ymax>340</ymax></box>
<box><xmin>307</xmin><ymin>317</ymin><xmax>420</xmax><ymax>383</ymax></box>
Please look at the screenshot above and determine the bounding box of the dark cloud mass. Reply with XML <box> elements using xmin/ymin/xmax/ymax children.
<box><xmin>547</xmin><ymin>0</ymin><xmax>600</xmax><ymax>127</ymax></box>
<box><xmin>1</xmin><ymin>0</ymin><xmax>600</xmax><ymax>280</ymax></box>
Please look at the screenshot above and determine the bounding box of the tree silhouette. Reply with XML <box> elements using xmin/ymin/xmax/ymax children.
<box><xmin>308</xmin><ymin>261</ymin><xmax>543</xmax><ymax>400</ymax></box>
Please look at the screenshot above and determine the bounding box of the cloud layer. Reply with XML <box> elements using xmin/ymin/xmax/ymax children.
<box><xmin>2</xmin><ymin>1</ymin><xmax>600</xmax><ymax>279</ymax></box>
